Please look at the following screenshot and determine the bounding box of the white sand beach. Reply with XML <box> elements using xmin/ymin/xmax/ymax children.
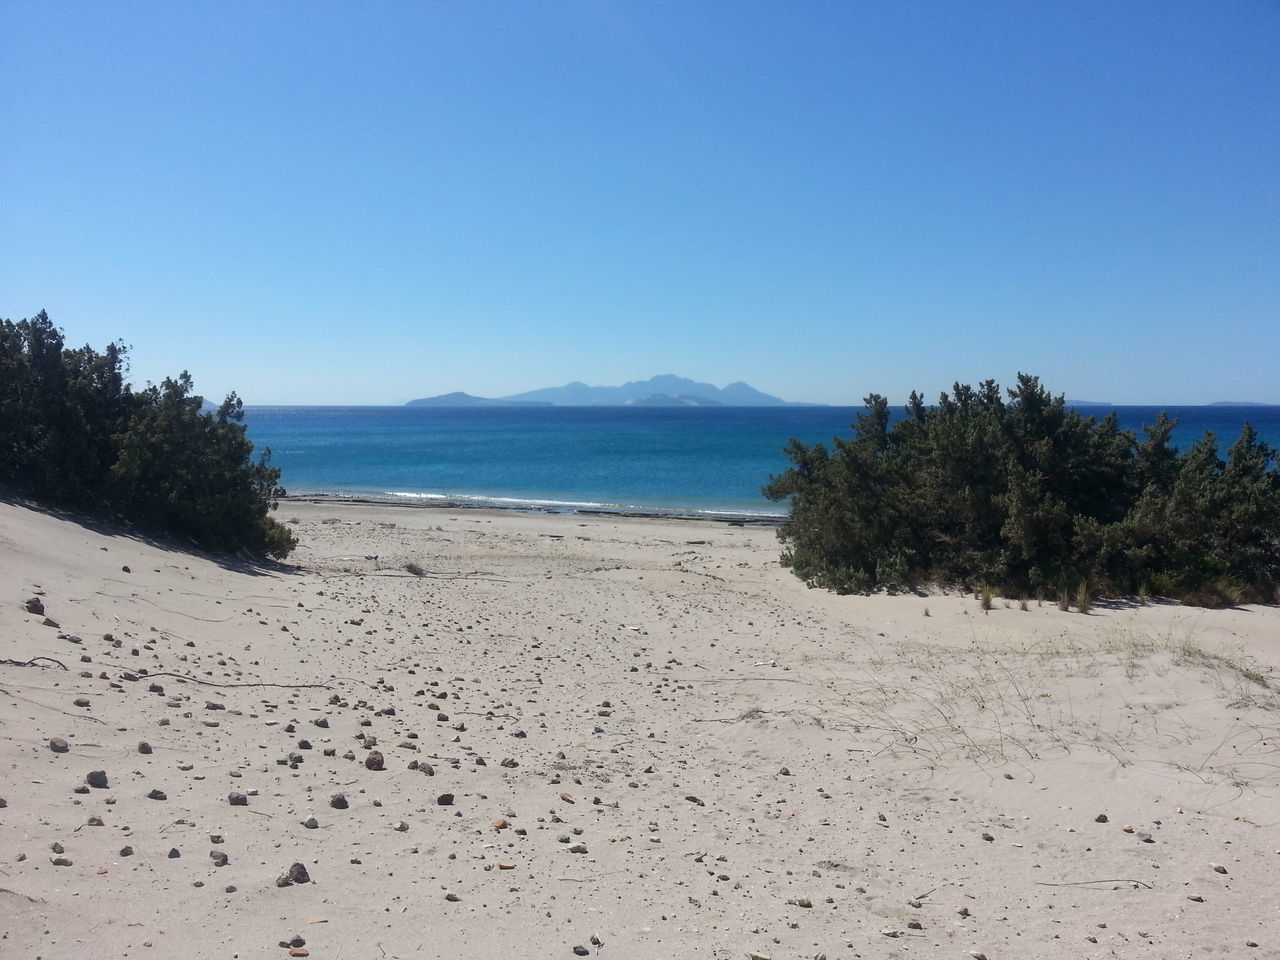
<box><xmin>3</xmin><ymin>497</ymin><xmax>1277</xmax><ymax>959</ymax></box>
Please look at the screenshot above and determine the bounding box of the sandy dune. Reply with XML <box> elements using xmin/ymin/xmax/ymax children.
<box><xmin>2</xmin><ymin>497</ymin><xmax>1277</xmax><ymax>959</ymax></box>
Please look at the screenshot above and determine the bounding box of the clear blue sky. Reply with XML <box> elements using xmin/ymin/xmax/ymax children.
<box><xmin>3</xmin><ymin>1</ymin><xmax>1277</xmax><ymax>405</ymax></box>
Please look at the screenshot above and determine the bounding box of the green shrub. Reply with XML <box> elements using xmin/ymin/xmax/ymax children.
<box><xmin>1</xmin><ymin>311</ymin><xmax>295</xmax><ymax>559</ymax></box>
<box><xmin>764</xmin><ymin>374</ymin><xmax>1280</xmax><ymax>606</ymax></box>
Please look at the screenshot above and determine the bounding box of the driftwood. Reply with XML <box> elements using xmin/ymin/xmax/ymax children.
<box><xmin>127</xmin><ymin>670</ymin><xmax>333</xmax><ymax>690</ymax></box>
<box><xmin>1</xmin><ymin>656</ymin><xmax>68</xmax><ymax>670</ymax></box>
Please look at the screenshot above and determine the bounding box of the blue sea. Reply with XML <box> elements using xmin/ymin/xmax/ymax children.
<box><xmin>242</xmin><ymin>405</ymin><xmax>1280</xmax><ymax>518</ymax></box>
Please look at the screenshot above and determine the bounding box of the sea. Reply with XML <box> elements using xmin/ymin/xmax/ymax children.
<box><xmin>242</xmin><ymin>405</ymin><xmax>1280</xmax><ymax>519</ymax></box>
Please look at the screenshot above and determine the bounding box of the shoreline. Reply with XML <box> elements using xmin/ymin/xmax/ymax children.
<box><xmin>280</xmin><ymin>491</ymin><xmax>787</xmax><ymax>526</ymax></box>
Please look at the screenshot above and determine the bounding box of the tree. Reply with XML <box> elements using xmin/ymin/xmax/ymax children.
<box><xmin>0</xmin><ymin>312</ymin><xmax>295</xmax><ymax>559</ymax></box>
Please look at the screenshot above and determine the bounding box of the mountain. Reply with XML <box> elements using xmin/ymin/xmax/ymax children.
<box><xmin>498</xmin><ymin>375</ymin><xmax>804</xmax><ymax>406</ymax></box>
<box><xmin>405</xmin><ymin>392</ymin><xmax>551</xmax><ymax>408</ymax></box>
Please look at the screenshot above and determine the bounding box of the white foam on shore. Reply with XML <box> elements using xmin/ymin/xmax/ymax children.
<box><xmin>289</xmin><ymin>488</ymin><xmax>786</xmax><ymax>519</ymax></box>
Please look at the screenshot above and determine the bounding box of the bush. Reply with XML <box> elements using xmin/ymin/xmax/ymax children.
<box><xmin>0</xmin><ymin>311</ymin><xmax>295</xmax><ymax>559</ymax></box>
<box><xmin>764</xmin><ymin>374</ymin><xmax>1280</xmax><ymax>605</ymax></box>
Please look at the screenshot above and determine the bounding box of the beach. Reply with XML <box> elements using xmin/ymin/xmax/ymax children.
<box><xmin>3</xmin><ymin>496</ymin><xmax>1277</xmax><ymax>959</ymax></box>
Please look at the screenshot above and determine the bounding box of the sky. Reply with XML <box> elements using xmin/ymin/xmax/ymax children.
<box><xmin>2</xmin><ymin>1</ymin><xmax>1277</xmax><ymax>406</ymax></box>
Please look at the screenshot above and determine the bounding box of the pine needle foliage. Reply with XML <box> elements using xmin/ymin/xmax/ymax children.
<box><xmin>1</xmin><ymin>311</ymin><xmax>296</xmax><ymax>558</ymax></box>
<box><xmin>763</xmin><ymin>374</ymin><xmax>1280</xmax><ymax>605</ymax></box>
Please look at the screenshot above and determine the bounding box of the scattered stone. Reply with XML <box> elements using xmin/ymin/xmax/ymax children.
<box><xmin>73</xmin><ymin>697</ymin><xmax>90</xmax><ymax>707</ymax></box>
<box><xmin>393</xmin><ymin>820</ymin><xmax>409</xmax><ymax>832</ymax></box>
<box><xmin>1095</xmin><ymin>813</ymin><xmax>1109</xmax><ymax>823</ymax></box>
<box><xmin>277</xmin><ymin>862</ymin><xmax>311</xmax><ymax>886</ymax></box>
<box><xmin>49</xmin><ymin>737</ymin><xmax>70</xmax><ymax>753</ymax></box>
<box><xmin>365</xmin><ymin>751</ymin><xmax>385</xmax><ymax>771</ymax></box>
<box><xmin>25</xmin><ymin>597</ymin><xmax>45</xmax><ymax>615</ymax></box>
<box><xmin>228</xmin><ymin>791</ymin><xmax>248</xmax><ymax>806</ymax></box>
<box><xmin>167</xmin><ymin>848</ymin><xmax>180</xmax><ymax>858</ymax></box>
<box><xmin>86</xmin><ymin>770</ymin><xmax>109</xmax><ymax>789</ymax></box>
<box><xmin>210</xmin><ymin>851</ymin><xmax>229</xmax><ymax>867</ymax></box>
<box><xmin>437</xmin><ymin>793</ymin><xmax>454</xmax><ymax>806</ymax></box>
<box><xmin>330</xmin><ymin>794</ymin><xmax>349</xmax><ymax>809</ymax></box>
<box><xmin>138</xmin><ymin>741</ymin><xmax>153</xmax><ymax>755</ymax></box>
<box><xmin>303</xmin><ymin>816</ymin><xmax>319</xmax><ymax>829</ymax></box>
<box><xmin>120</xmin><ymin>846</ymin><xmax>134</xmax><ymax>857</ymax></box>
<box><xmin>147</xmin><ymin>788</ymin><xmax>167</xmax><ymax>801</ymax></box>
<box><xmin>573</xmin><ymin>947</ymin><xmax>589</xmax><ymax>956</ymax></box>
<box><xmin>778</xmin><ymin>766</ymin><xmax>791</xmax><ymax>776</ymax></box>
<box><xmin>1211</xmin><ymin>862</ymin><xmax>1228</xmax><ymax>874</ymax></box>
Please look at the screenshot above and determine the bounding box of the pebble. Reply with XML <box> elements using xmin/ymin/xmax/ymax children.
<box><xmin>303</xmin><ymin>816</ymin><xmax>319</xmax><ymax>829</ymax></box>
<box><xmin>277</xmin><ymin>862</ymin><xmax>311</xmax><ymax>886</ymax></box>
<box><xmin>147</xmin><ymin>789</ymin><xmax>167</xmax><ymax>801</ymax></box>
<box><xmin>86</xmin><ymin>770</ymin><xmax>109</xmax><ymax>789</ymax></box>
<box><xmin>1211</xmin><ymin>862</ymin><xmax>1228</xmax><ymax>874</ymax></box>
<box><xmin>437</xmin><ymin>793</ymin><xmax>454</xmax><ymax>806</ymax></box>
<box><xmin>228</xmin><ymin>791</ymin><xmax>248</xmax><ymax>806</ymax></box>
<box><xmin>49</xmin><ymin>737</ymin><xmax>70</xmax><ymax>753</ymax></box>
<box><xmin>365</xmin><ymin>751</ymin><xmax>385</xmax><ymax>771</ymax></box>
<box><xmin>330</xmin><ymin>793</ymin><xmax>349</xmax><ymax>809</ymax></box>
<box><xmin>138</xmin><ymin>741</ymin><xmax>152</xmax><ymax>754</ymax></box>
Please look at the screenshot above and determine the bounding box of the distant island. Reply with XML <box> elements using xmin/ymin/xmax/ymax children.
<box><xmin>407</xmin><ymin>374</ymin><xmax>815</xmax><ymax>407</ymax></box>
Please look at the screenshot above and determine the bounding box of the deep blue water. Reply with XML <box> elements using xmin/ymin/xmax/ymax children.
<box><xmin>242</xmin><ymin>405</ymin><xmax>1280</xmax><ymax>517</ymax></box>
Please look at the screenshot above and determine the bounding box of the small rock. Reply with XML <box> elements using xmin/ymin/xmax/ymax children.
<box><xmin>167</xmin><ymin>848</ymin><xmax>180</xmax><ymax>858</ymax></box>
<box><xmin>394</xmin><ymin>821</ymin><xmax>409</xmax><ymax>832</ymax></box>
<box><xmin>86</xmin><ymin>770</ymin><xmax>109</xmax><ymax>789</ymax></box>
<box><xmin>303</xmin><ymin>816</ymin><xmax>319</xmax><ymax>829</ymax></box>
<box><xmin>1094</xmin><ymin>813</ymin><xmax>1109</xmax><ymax>823</ymax></box>
<box><xmin>210</xmin><ymin>851</ymin><xmax>229</xmax><ymax>866</ymax></box>
<box><xmin>437</xmin><ymin>793</ymin><xmax>454</xmax><ymax>806</ymax></box>
<box><xmin>329</xmin><ymin>794</ymin><xmax>349</xmax><ymax>809</ymax></box>
<box><xmin>572</xmin><ymin>947</ymin><xmax>589</xmax><ymax>956</ymax></box>
<box><xmin>147</xmin><ymin>788</ymin><xmax>167</xmax><ymax>801</ymax></box>
<box><xmin>778</xmin><ymin>766</ymin><xmax>791</xmax><ymax>776</ymax></box>
<box><xmin>365</xmin><ymin>751</ymin><xmax>385</xmax><ymax>771</ymax></box>
<box><xmin>25</xmin><ymin>597</ymin><xmax>45</xmax><ymax>615</ymax></box>
<box><xmin>1211</xmin><ymin>862</ymin><xmax>1228</xmax><ymax>874</ymax></box>
<box><xmin>138</xmin><ymin>741</ymin><xmax>153</xmax><ymax>755</ymax></box>
<box><xmin>49</xmin><ymin>737</ymin><xmax>70</xmax><ymax>753</ymax></box>
<box><xmin>228</xmin><ymin>791</ymin><xmax>248</xmax><ymax>806</ymax></box>
<box><xmin>277</xmin><ymin>862</ymin><xmax>310</xmax><ymax>886</ymax></box>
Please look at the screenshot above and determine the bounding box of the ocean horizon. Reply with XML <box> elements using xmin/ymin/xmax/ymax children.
<box><xmin>243</xmin><ymin>404</ymin><xmax>1280</xmax><ymax>518</ymax></box>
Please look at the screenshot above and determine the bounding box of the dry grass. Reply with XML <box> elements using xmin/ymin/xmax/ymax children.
<box><xmin>790</xmin><ymin>627</ymin><xmax>1279</xmax><ymax>792</ymax></box>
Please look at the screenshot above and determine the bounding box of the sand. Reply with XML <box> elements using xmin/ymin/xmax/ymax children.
<box><xmin>2</xmin><ymin>496</ymin><xmax>1277</xmax><ymax>959</ymax></box>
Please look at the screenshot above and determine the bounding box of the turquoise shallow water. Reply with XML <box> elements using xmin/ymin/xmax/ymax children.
<box><xmin>242</xmin><ymin>405</ymin><xmax>1280</xmax><ymax>517</ymax></box>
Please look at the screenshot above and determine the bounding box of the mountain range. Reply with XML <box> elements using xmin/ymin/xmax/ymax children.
<box><xmin>406</xmin><ymin>375</ymin><xmax>810</xmax><ymax>407</ymax></box>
